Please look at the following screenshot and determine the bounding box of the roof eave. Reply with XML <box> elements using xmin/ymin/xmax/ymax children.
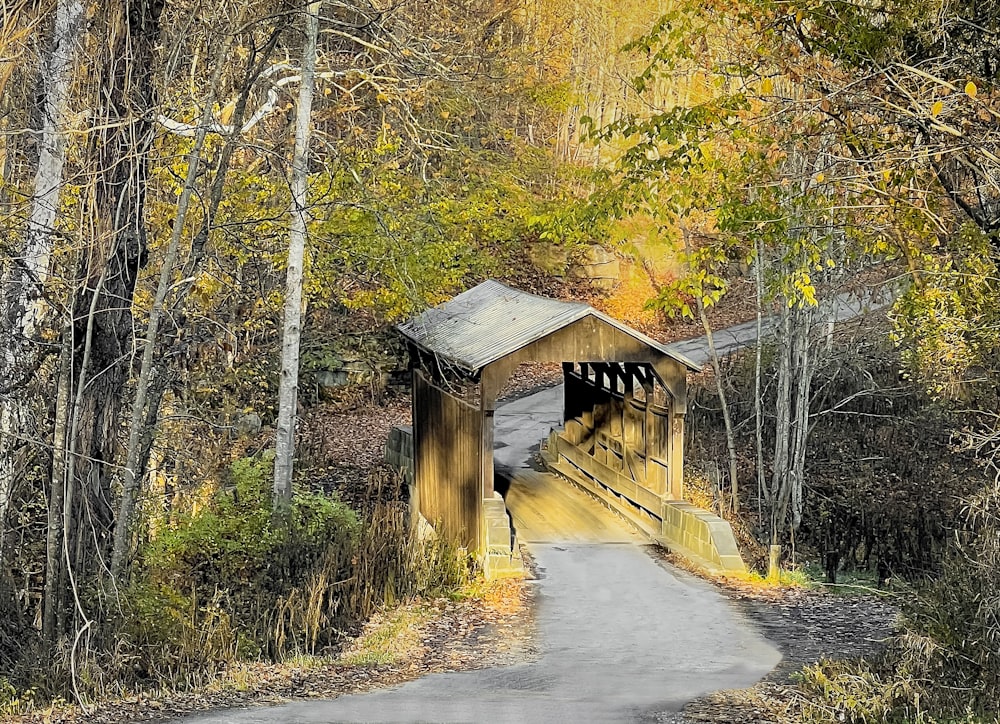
<box><xmin>587</xmin><ymin>310</ymin><xmax>704</xmax><ymax>373</ymax></box>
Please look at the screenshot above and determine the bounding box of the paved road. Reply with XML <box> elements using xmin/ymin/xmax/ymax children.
<box><xmin>178</xmin><ymin>386</ymin><xmax>781</xmax><ymax>723</ymax></box>
<box><xmin>174</xmin><ymin>285</ymin><xmax>897</xmax><ymax>722</ymax></box>
<box><xmin>666</xmin><ymin>285</ymin><xmax>895</xmax><ymax>366</ymax></box>
<box><xmin>179</xmin><ymin>542</ymin><xmax>778</xmax><ymax>723</ymax></box>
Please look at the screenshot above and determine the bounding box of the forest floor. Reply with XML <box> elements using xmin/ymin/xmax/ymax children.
<box><xmin>659</xmin><ymin>551</ymin><xmax>898</xmax><ymax>723</ymax></box>
<box><xmin>11</xmin><ymin>578</ymin><xmax>537</xmax><ymax>723</ymax></box>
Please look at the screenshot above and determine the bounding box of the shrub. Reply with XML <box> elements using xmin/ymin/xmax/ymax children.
<box><xmin>119</xmin><ymin>459</ymin><xmax>470</xmax><ymax>688</ymax></box>
<box><xmin>791</xmin><ymin>480</ymin><xmax>1000</xmax><ymax>722</ymax></box>
<box><xmin>123</xmin><ymin>454</ymin><xmax>360</xmax><ymax>679</ymax></box>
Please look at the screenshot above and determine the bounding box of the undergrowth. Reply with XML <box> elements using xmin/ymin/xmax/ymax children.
<box><xmin>0</xmin><ymin>460</ymin><xmax>470</xmax><ymax>715</ymax></box>
<box><xmin>687</xmin><ymin>326</ymin><xmax>1000</xmax><ymax>722</ymax></box>
<box><xmin>685</xmin><ymin>329</ymin><xmax>991</xmax><ymax>580</ymax></box>
<box><xmin>775</xmin><ymin>480</ymin><xmax>1000</xmax><ymax>722</ymax></box>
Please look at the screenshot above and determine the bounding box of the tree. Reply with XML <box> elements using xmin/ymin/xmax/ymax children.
<box><xmin>0</xmin><ymin>0</ymin><xmax>83</xmax><ymax>565</ymax></box>
<box><xmin>273</xmin><ymin>0</ymin><xmax>321</xmax><ymax>510</ymax></box>
<box><xmin>590</xmin><ymin>1</ymin><xmax>873</xmax><ymax>541</ymax></box>
<box><xmin>769</xmin><ymin>0</ymin><xmax>1000</xmax><ymax>238</ymax></box>
<box><xmin>44</xmin><ymin>0</ymin><xmax>164</xmax><ymax>651</ymax></box>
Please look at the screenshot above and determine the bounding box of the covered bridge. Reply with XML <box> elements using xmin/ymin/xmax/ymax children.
<box><xmin>393</xmin><ymin>280</ymin><xmax>744</xmax><ymax>576</ymax></box>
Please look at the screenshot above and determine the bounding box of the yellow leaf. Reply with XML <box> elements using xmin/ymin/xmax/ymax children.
<box><xmin>218</xmin><ymin>100</ymin><xmax>236</xmax><ymax>125</ymax></box>
<box><xmin>796</xmin><ymin>10</ymin><xmax>803</xmax><ymax>23</ymax></box>
<box><xmin>931</xmin><ymin>100</ymin><xmax>943</xmax><ymax>116</ymax></box>
<box><xmin>761</xmin><ymin>77</ymin><xmax>773</xmax><ymax>95</ymax></box>
<box><xmin>815</xmin><ymin>172</ymin><xmax>825</xmax><ymax>183</ymax></box>
<box><xmin>966</xmin><ymin>81</ymin><xmax>978</xmax><ymax>99</ymax></box>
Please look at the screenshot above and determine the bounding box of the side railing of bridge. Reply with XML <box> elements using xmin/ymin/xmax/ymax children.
<box><xmin>545</xmin><ymin>363</ymin><xmax>746</xmax><ymax>574</ymax></box>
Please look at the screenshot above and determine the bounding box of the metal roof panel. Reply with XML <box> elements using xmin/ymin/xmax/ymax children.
<box><xmin>398</xmin><ymin>280</ymin><xmax>701</xmax><ymax>372</ymax></box>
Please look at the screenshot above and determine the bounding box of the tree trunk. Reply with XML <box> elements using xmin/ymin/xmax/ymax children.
<box><xmin>697</xmin><ymin>299</ymin><xmax>739</xmax><ymax>514</ymax></box>
<box><xmin>771</xmin><ymin>302</ymin><xmax>816</xmax><ymax>540</ymax></box>
<box><xmin>753</xmin><ymin>239</ymin><xmax>767</xmax><ymax>517</ymax></box>
<box><xmin>789</xmin><ymin>305</ymin><xmax>814</xmax><ymax>531</ymax></box>
<box><xmin>0</xmin><ymin>0</ymin><xmax>85</xmax><ymax>562</ymax></box>
<box><xmin>42</xmin><ymin>325</ymin><xmax>73</xmax><ymax>648</ymax></box>
<box><xmin>55</xmin><ymin>0</ymin><xmax>162</xmax><ymax>613</ymax></box>
<box><xmin>683</xmin><ymin>228</ymin><xmax>740</xmax><ymax>513</ymax></box>
<box><xmin>110</xmin><ymin>54</ymin><xmax>229</xmax><ymax>581</ymax></box>
<box><xmin>771</xmin><ymin>306</ymin><xmax>793</xmax><ymax>541</ymax></box>
<box><xmin>274</xmin><ymin>0</ymin><xmax>322</xmax><ymax>510</ymax></box>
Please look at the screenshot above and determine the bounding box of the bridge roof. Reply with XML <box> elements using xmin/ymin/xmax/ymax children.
<box><xmin>399</xmin><ymin>279</ymin><xmax>701</xmax><ymax>373</ymax></box>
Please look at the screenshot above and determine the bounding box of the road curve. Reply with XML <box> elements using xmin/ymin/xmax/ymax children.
<box><xmin>178</xmin><ymin>542</ymin><xmax>778</xmax><ymax>723</ymax></box>
<box><xmin>176</xmin><ymin>386</ymin><xmax>781</xmax><ymax>723</ymax></box>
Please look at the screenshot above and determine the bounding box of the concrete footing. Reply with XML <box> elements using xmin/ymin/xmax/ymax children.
<box><xmin>658</xmin><ymin>501</ymin><xmax>746</xmax><ymax>574</ymax></box>
<box><xmin>482</xmin><ymin>492</ymin><xmax>524</xmax><ymax>578</ymax></box>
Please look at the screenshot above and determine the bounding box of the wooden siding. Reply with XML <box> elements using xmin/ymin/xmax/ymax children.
<box><xmin>480</xmin><ymin>315</ymin><xmax>688</xmax><ymax>411</ymax></box>
<box><xmin>412</xmin><ymin>369</ymin><xmax>483</xmax><ymax>550</ymax></box>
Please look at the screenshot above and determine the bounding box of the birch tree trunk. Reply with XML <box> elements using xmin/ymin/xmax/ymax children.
<box><xmin>753</xmin><ymin>239</ymin><xmax>766</xmax><ymax>517</ymax></box>
<box><xmin>771</xmin><ymin>306</ymin><xmax>793</xmax><ymax>541</ymax></box>
<box><xmin>789</xmin><ymin>305</ymin><xmax>814</xmax><ymax>532</ymax></box>
<box><xmin>0</xmin><ymin>0</ymin><xmax>84</xmax><ymax>560</ymax></box>
<box><xmin>274</xmin><ymin>0</ymin><xmax>321</xmax><ymax>510</ymax></box>
<box><xmin>771</xmin><ymin>303</ymin><xmax>816</xmax><ymax>540</ymax></box>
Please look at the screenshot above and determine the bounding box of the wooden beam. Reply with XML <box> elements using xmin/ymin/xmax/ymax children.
<box><xmin>482</xmin><ymin>407</ymin><xmax>495</xmax><ymax>498</ymax></box>
<box><xmin>669</xmin><ymin>412</ymin><xmax>684</xmax><ymax>500</ymax></box>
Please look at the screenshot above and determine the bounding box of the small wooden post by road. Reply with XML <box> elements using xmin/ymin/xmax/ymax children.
<box><xmin>768</xmin><ymin>545</ymin><xmax>781</xmax><ymax>581</ymax></box>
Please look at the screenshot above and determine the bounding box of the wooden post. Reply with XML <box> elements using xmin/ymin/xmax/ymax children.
<box><xmin>578</xmin><ymin>363</ymin><xmax>593</xmax><ymax>430</ymax></box>
<box><xmin>768</xmin><ymin>545</ymin><xmax>782</xmax><ymax>581</ymax></box>
<box><xmin>640</xmin><ymin>372</ymin><xmax>654</xmax><ymax>485</ymax></box>
<box><xmin>562</xmin><ymin>361</ymin><xmax>574</xmax><ymax>424</ymax></box>
<box><xmin>669</xmin><ymin>412</ymin><xmax>684</xmax><ymax>500</ymax></box>
<box><xmin>482</xmin><ymin>407</ymin><xmax>495</xmax><ymax>498</ymax></box>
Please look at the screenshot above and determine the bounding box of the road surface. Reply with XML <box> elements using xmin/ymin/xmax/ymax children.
<box><xmin>178</xmin><ymin>385</ymin><xmax>781</xmax><ymax>723</ymax></box>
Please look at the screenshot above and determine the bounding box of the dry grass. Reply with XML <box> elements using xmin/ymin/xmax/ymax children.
<box><xmin>337</xmin><ymin>605</ymin><xmax>432</xmax><ymax>667</ymax></box>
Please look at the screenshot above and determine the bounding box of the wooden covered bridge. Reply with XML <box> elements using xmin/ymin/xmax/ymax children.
<box><xmin>388</xmin><ymin>280</ymin><xmax>745</xmax><ymax>576</ymax></box>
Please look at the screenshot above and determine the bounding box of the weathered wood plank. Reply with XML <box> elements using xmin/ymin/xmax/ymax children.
<box><xmin>413</xmin><ymin>370</ymin><xmax>483</xmax><ymax>550</ymax></box>
<box><xmin>558</xmin><ymin>433</ymin><xmax>664</xmax><ymax>517</ymax></box>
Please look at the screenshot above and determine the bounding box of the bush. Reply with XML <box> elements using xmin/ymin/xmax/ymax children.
<box><xmin>790</xmin><ymin>480</ymin><xmax>1000</xmax><ymax>723</ymax></box>
<box><xmin>123</xmin><ymin>453</ymin><xmax>360</xmax><ymax>680</ymax></box>
<box><xmin>119</xmin><ymin>459</ymin><xmax>470</xmax><ymax>687</ymax></box>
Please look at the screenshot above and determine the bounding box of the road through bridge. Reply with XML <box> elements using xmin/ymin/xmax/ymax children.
<box><xmin>178</xmin><ymin>383</ymin><xmax>782</xmax><ymax>724</ymax></box>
